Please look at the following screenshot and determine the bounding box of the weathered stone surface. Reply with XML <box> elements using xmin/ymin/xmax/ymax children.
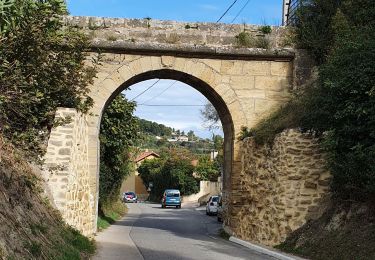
<box><xmin>42</xmin><ymin>108</ymin><xmax>94</xmax><ymax>236</ymax></box>
<box><xmin>231</xmin><ymin>129</ymin><xmax>331</xmax><ymax>246</ymax></box>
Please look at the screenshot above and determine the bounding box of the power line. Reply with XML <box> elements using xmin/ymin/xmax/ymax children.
<box><xmin>130</xmin><ymin>79</ymin><xmax>160</xmax><ymax>101</ymax></box>
<box><xmin>140</xmin><ymin>80</ymin><xmax>178</xmax><ymax>105</ymax></box>
<box><xmin>217</xmin><ymin>0</ymin><xmax>238</xmax><ymax>23</ymax></box>
<box><xmin>231</xmin><ymin>0</ymin><xmax>251</xmax><ymax>23</ymax></box>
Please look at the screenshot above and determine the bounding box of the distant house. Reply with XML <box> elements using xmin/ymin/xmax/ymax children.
<box><xmin>177</xmin><ymin>135</ymin><xmax>189</xmax><ymax>142</ymax></box>
<box><xmin>120</xmin><ymin>150</ymin><xmax>160</xmax><ymax>200</ymax></box>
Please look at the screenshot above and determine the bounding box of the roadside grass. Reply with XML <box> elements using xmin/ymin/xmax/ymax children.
<box><xmin>97</xmin><ymin>200</ymin><xmax>127</xmax><ymax>231</ymax></box>
<box><xmin>52</xmin><ymin>226</ymin><xmax>96</xmax><ymax>260</ymax></box>
<box><xmin>218</xmin><ymin>228</ymin><xmax>230</xmax><ymax>240</ymax></box>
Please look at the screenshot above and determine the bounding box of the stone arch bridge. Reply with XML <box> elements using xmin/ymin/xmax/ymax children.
<box><xmin>42</xmin><ymin>16</ymin><xmax>329</xmax><ymax>246</ymax></box>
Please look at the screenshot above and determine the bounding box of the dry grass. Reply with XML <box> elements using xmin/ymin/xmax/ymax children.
<box><xmin>0</xmin><ymin>136</ymin><xmax>95</xmax><ymax>259</ymax></box>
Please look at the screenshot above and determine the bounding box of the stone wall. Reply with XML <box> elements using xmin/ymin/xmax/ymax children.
<box><xmin>183</xmin><ymin>180</ymin><xmax>221</xmax><ymax>204</ymax></box>
<box><xmin>64</xmin><ymin>16</ymin><xmax>291</xmax><ymax>49</ymax></box>
<box><xmin>42</xmin><ymin>108</ymin><xmax>94</xmax><ymax>236</ymax></box>
<box><xmin>232</xmin><ymin>129</ymin><xmax>331</xmax><ymax>246</ymax></box>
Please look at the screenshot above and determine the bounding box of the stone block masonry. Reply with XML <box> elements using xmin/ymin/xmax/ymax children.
<box><xmin>233</xmin><ymin>129</ymin><xmax>331</xmax><ymax>246</ymax></box>
<box><xmin>64</xmin><ymin>16</ymin><xmax>291</xmax><ymax>50</ymax></box>
<box><xmin>42</xmin><ymin>108</ymin><xmax>94</xmax><ymax>236</ymax></box>
<box><xmin>41</xmin><ymin>16</ymin><xmax>318</xmax><ymax>242</ymax></box>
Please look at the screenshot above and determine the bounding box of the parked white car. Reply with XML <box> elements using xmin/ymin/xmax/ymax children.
<box><xmin>206</xmin><ymin>195</ymin><xmax>219</xmax><ymax>215</ymax></box>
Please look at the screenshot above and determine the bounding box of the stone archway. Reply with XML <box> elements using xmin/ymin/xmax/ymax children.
<box><xmin>43</xmin><ymin>51</ymin><xmax>294</xmax><ymax>236</ymax></box>
<box><xmin>86</xmin><ymin>55</ymin><xmax>248</xmax><ymax>234</ymax></box>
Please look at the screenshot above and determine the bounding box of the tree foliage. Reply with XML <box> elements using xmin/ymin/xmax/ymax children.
<box><xmin>99</xmin><ymin>94</ymin><xmax>139</xmax><ymax>206</ymax></box>
<box><xmin>0</xmin><ymin>0</ymin><xmax>96</xmax><ymax>158</ymax></box>
<box><xmin>200</xmin><ymin>102</ymin><xmax>221</xmax><ymax>130</ymax></box>
<box><xmin>138</xmin><ymin>149</ymin><xmax>199</xmax><ymax>201</ymax></box>
<box><xmin>138</xmin><ymin>118</ymin><xmax>173</xmax><ymax>137</ymax></box>
<box><xmin>195</xmin><ymin>156</ymin><xmax>220</xmax><ymax>181</ymax></box>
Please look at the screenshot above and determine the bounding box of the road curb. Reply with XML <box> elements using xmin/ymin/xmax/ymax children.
<box><xmin>229</xmin><ymin>236</ymin><xmax>301</xmax><ymax>260</ymax></box>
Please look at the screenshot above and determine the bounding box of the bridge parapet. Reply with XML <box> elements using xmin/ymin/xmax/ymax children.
<box><xmin>64</xmin><ymin>16</ymin><xmax>293</xmax><ymax>58</ymax></box>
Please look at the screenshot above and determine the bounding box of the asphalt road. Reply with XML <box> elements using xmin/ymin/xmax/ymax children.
<box><xmin>94</xmin><ymin>202</ymin><xmax>277</xmax><ymax>260</ymax></box>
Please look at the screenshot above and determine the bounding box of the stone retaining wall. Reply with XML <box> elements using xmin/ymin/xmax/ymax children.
<box><xmin>232</xmin><ymin>129</ymin><xmax>331</xmax><ymax>246</ymax></box>
<box><xmin>42</xmin><ymin>108</ymin><xmax>94</xmax><ymax>236</ymax></box>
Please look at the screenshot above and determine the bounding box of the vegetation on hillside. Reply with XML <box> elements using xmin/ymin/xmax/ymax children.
<box><xmin>138</xmin><ymin>118</ymin><xmax>173</xmax><ymax>137</ymax></box>
<box><xmin>0</xmin><ymin>0</ymin><xmax>97</xmax><ymax>159</ymax></box>
<box><xmin>99</xmin><ymin>94</ymin><xmax>139</xmax><ymax>210</ymax></box>
<box><xmin>241</xmin><ymin>0</ymin><xmax>375</xmax><ymax>201</ymax></box>
<box><xmin>277</xmin><ymin>201</ymin><xmax>375</xmax><ymax>260</ymax></box>
<box><xmin>0</xmin><ymin>137</ymin><xmax>95</xmax><ymax>259</ymax></box>
<box><xmin>0</xmin><ymin>0</ymin><xmax>97</xmax><ymax>258</ymax></box>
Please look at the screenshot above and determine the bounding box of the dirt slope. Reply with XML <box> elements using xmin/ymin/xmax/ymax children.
<box><xmin>277</xmin><ymin>200</ymin><xmax>375</xmax><ymax>260</ymax></box>
<box><xmin>0</xmin><ymin>137</ymin><xmax>95</xmax><ymax>259</ymax></box>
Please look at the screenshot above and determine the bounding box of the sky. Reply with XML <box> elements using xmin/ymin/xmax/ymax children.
<box><xmin>67</xmin><ymin>0</ymin><xmax>283</xmax><ymax>25</ymax></box>
<box><xmin>124</xmin><ymin>80</ymin><xmax>222</xmax><ymax>139</ymax></box>
<box><xmin>67</xmin><ymin>1</ymin><xmax>282</xmax><ymax>138</ymax></box>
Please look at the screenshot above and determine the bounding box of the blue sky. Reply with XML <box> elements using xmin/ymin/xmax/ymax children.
<box><xmin>67</xmin><ymin>0</ymin><xmax>283</xmax><ymax>25</ymax></box>
<box><xmin>67</xmin><ymin>1</ymin><xmax>282</xmax><ymax>138</ymax></box>
<box><xmin>124</xmin><ymin>80</ymin><xmax>223</xmax><ymax>139</ymax></box>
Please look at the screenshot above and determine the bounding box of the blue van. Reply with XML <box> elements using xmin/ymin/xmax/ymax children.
<box><xmin>161</xmin><ymin>189</ymin><xmax>181</xmax><ymax>208</ymax></box>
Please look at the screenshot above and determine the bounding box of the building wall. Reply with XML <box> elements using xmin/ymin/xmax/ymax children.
<box><xmin>120</xmin><ymin>172</ymin><xmax>135</xmax><ymax>194</ymax></box>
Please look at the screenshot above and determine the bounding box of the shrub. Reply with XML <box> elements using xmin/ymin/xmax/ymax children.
<box><xmin>235</xmin><ymin>31</ymin><xmax>255</xmax><ymax>47</ymax></box>
<box><xmin>259</xmin><ymin>25</ymin><xmax>272</xmax><ymax>34</ymax></box>
<box><xmin>0</xmin><ymin>0</ymin><xmax>97</xmax><ymax>158</ymax></box>
<box><xmin>99</xmin><ymin>94</ymin><xmax>139</xmax><ymax>208</ymax></box>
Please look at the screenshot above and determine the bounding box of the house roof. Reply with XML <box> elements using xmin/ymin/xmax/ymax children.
<box><xmin>135</xmin><ymin>151</ymin><xmax>160</xmax><ymax>162</ymax></box>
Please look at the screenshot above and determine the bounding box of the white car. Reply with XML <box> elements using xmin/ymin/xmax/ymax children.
<box><xmin>123</xmin><ymin>192</ymin><xmax>138</xmax><ymax>203</ymax></box>
<box><xmin>206</xmin><ymin>195</ymin><xmax>219</xmax><ymax>216</ymax></box>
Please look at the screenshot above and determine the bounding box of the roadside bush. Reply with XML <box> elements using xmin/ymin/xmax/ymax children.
<box><xmin>0</xmin><ymin>0</ymin><xmax>97</xmax><ymax>158</ymax></box>
<box><xmin>99</xmin><ymin>94</ymin><xmax>139</xmax><ymax>208</ymax></box>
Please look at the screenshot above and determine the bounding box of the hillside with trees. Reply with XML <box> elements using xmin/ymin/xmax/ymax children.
<box><xmin>137</xmin><ymin>118</ymin><xmax>222</xmax><ymax>156</ymax></box>
<box><xmin>138</xmin><ymin>118</ymin><xmax>173</xmax><ymax>137</ymax></box>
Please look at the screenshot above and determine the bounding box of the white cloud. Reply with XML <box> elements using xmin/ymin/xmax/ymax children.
<box><xmin>122</xmin><ymin>79</ymin><xmax>223</xmax><ymax>138</ymax></box>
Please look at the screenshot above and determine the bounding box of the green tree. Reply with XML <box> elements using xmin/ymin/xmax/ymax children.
<box><xmin>99</xmin><ymin>94</ymin><xmax>139</xmax><ymax>207</ymax></box>
<box><xmin>195</xmin><ymin>156</ymin><xmax>220</xmax><ymax>181</ymax></box>
<box><xmin>187</xmin><ymin>130</ymin><xmax>195</xmax><ymax>141</ymax></box>
<box><xmin>201</xmin><ymin>102</ymin><xmax>221</xmax><ymax>130</ymax></box>
<box><xmin>296</xmin><ymin>0</ymin><xmax>375</xmax><ymax>199</ymax></box>
<box><xmin>0</xmin><ymin>0</ymin><xmax>96</xmax><ymax>158</ymax></box>
<box><xmin>138</xmin><ymin>149</ymin><xmax>199</xmax><ymax>201</ymax></box>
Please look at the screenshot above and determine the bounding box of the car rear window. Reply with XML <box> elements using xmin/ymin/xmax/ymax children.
<box><xmin>166</xmin><ymin>193</ymin><xmax>180</xmax><ymax>197</ymax></box>
<box><xmin>212</xmin><ymin>197</ymin><xmax>219</xmax><ymax>202</ymax></box>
